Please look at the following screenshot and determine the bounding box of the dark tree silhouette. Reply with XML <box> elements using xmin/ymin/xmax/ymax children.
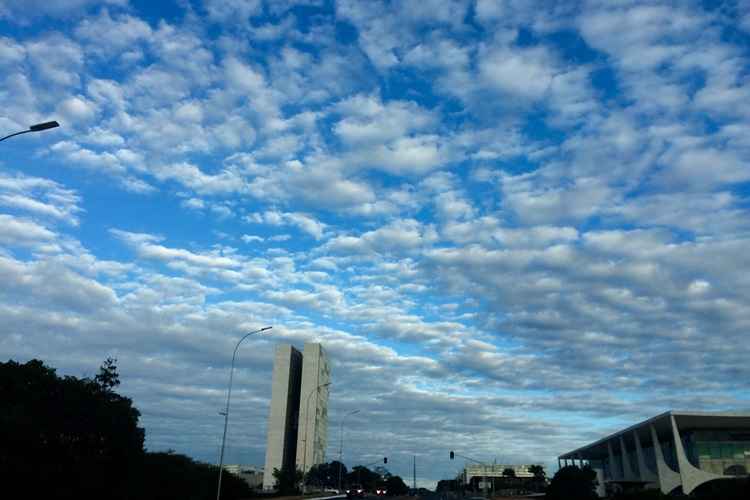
<box><xmin>347</xmin><ymin>465</ymin><xmax>382</xmax><ymax>491</ymax></box>
<box><xmin>385</xmin><ymin>474</ymin><xmax>409</xmax><ymax>495</ymax></box>
<box><xmin>141</xmin><ymin>451</ymin><xmax>251</xmax><ymax>500</ymax></box>
<box><xmin>305</xmin><ymin>460</ymin><xmax>347</xmax><ymax>489</ymax></box>
<box><xmin>529</xmin><ymin>464</ymin><xmax>546</xmax><ymax>478</ymax></box>
<box><xmin>1</xmin><ymin>358</ymin><xmax>253</xmax><ymax>500</ymax></box>
<box><xmin>545</xmin><ymin>465</ymin><xmax>598</xmax><ymax>500</ymax></box>
<box><xmin>273</xmin><ymin>466</ymin><xmax>303</xmax><ymax>494</ymax></box>
<box><xmin>1</xmin><ymin>358</ymin><xmax>144</xmax><ymax>499</ymax></box>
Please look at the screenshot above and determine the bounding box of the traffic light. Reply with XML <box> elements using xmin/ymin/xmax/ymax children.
<box><xmin>384</xmin><ymin>457</ymin><xmax>388</xmax><ymax>464</ymax></box>
<box><xmin>450</xmin><ymin>451</ymin><xmax>455</xmax><ymax>460</ymax></box>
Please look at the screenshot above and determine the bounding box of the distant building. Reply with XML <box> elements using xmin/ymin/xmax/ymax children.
<box><xmin>224</xmin><ymin>464</ymin><xmax>264</xmax><ymax>489</ymax></box>
<box><xmin>262</xmin><ymin>345</ymin><xmax>303</xmax><ymax>491</ymax></box>
<box><xmin>461</xmin><ymin>464</ymin><xmax>546</xmax><ymax>496</ymax></box>
<box><xmin>463</xmin><ymin>464</ymin><xmax>538</xmax><ymax>481</ymax></box>
<box><xmin>558</xmin><ymin>411</ymin><xmax>750</xmax><ymax>497</ymax></box>
<box><xmin>295</xmin><ymin>343</ymin><xmax>331</xmax><ymax>475</ymax></box>
<box><xmin>262</xmin><ymin>343</ymin><xmax>330</xmax><ymax>491</ymax></box>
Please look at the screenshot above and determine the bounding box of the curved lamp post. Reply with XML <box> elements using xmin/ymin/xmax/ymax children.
<box><xmin>0</xmin><ymin>121</ymin><xmax>60</xmax><ymax>142</ymax></box>
<box><xmin>216</xmin><ymin>326</ymin><xmax>272</xmax><ymax>500</ymax></box>
<box><xmin>301</xmin><ymin>381</ymin><xmax>332</xmax><ymax>493</ymax></box>
<box><xmin>338</xmin><ymin>409</ymin><xmax>360</xmax><ymax>492</ymax></box>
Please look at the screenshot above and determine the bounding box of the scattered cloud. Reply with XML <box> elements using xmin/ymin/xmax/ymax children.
<box><xmin>1</xmin><ymin>0</ymin><xmax>749</xmax><ymax>487</ymax></box>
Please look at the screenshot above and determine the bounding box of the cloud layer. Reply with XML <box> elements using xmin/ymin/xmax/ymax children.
<box><xmin>1</xmin><ymin>0</ymin><xmax>749</xmax><ymax>487</ymax></box>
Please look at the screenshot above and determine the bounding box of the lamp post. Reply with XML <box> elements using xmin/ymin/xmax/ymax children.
<box><xmin>1</xmin><ymin>121</ymin><xmax>60</xmax><ymax>142</ymax></box>
<box><xmin>216</xmin><ymin>326</ymin><xmax>272</xmax><ymax>500</ymax></box>
<box><xmin>338</xmin><ymin>409</ymin><xmax>360</xmax><ymax>492</ymax></box>
<box><xmin>301</xmin><ymin>381</ymin><xmax>331</xmax><ymax>493</ymax></box>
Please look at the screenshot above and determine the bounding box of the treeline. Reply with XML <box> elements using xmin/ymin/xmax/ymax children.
<box><xmin>273</xmin><ymin>460</ymin><xmax>409</xmax><ymax>495</ymax></box>
<box><xmin>0</xmin><ymin>359</ymin><xmax>252</xmax><ymax>500</ymax></box>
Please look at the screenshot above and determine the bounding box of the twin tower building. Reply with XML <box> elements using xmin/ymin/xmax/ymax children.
<box><xmin>262</xmin><ymin>343</ymin><xmax>331</xmax><ymax>491</ymax></box>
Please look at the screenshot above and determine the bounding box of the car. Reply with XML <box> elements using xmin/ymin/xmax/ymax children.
<box><xmin>375</xmin><ymin>488</ymin><xmax>388</xmax><ymax>496</ymax></box>
<box><xmin>346</xmin><ymin>485</ymin><xmax>365</xmax><ymax>498</ymax></box>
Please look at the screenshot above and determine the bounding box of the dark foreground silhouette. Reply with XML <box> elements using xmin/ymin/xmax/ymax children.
<box><xmin>0</xmin><ymin>358</ymin><xmax>251</xmax><ymax>500</ymax></box>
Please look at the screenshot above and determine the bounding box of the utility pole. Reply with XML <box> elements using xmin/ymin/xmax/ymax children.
<box><xmin>413</xmin><ymin>455</ymin><xmax>416</xmax><ymax>489</ymax></box>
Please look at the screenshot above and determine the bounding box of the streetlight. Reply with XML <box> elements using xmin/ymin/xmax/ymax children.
<box><xmin>338</xmin><ymin>409</ymin><xmax>360</xmax><ymax>492</ymax></box>
<box><xmin>301</xmin><ymin>381</ymin><xmax>332</xmax><ymax>493</ymax></box>
<box><xmin>0</xmin><ymin>121</ymin><xmax>60</xmax><ymax>142</ymax></box>
<box><xmin>216</xmin><ymin>326</ymin><xmax>272</xmax><ymax>500</ymax></box>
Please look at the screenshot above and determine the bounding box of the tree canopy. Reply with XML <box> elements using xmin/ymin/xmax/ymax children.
<box><xmin>384</xmin><ymin>474</ymin><xmax>409</xmax><ymax>495</ymax></box>
<box><xmin>529</xmin><ymin>464</ymin><xmax>546</xmax><ymax>478</ymax></box>
<box><xmin>347</xmin><ymin>465</ymin><xmax>383</xmax><ymax>490</ymax></box>
<box><xmin>0</xmin><ymin>358</ymin><xmax>251</xmax><ymax>500</ymax></box>
<box><xmin>306</xmin><ymin>460</ymin><xmax>347</xmax><ymax>488</ymax></box>
<box><xmin>545</xmin><ymin>465</ymin><xmax>599</xmax><ymax>500</ymax></box>
<box><xmin>273</xmin><ymin>465</ymin><xmax>303</xmax><ymax>494</ymax></box>
<box><xmin>1</xmin><ymin>358</ymin><xmax>144</xmax><ymax>499</ymax></box>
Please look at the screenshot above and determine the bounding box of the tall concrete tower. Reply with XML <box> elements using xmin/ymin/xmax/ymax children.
<box><xmin>296</xmin><ymin>343</ymin><xmax>331</xmax><ymax>475</ymax></box>
<box><xmin>262</xmin><ymin>345</ymin><xmax>303</xmax><ymax>491</ymax></box>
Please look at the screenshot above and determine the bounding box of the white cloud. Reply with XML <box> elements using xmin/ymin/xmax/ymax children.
<box><xmin>74</xmin><ymin>10</ymin><xmax>152</xmax><ymax>57</ymax></box>
<box><xmin>241</xmin><ymin>234</ymin><xmax>264</xmax><ymax>243</ymax></box>
<box><xmin>325</xmin><ymin>219</ymin><xmax>433</xmax><ymax>255</ymax></box>
<box><xmin>181</xmin><ymin>198</ymin><xmax>205</xmax><ymax>210</ymax></box>
<box><xmin>111</xmin><ymin>229</ymin><xmax>240</xmax><ymax>268</ymax></box>
<box><xmin>152</xmin><ymin>163</ymin><xmax>246</xmax><ymax>195</ymax></box>
<box><xmin>0</xmin><ymin>214</ymin><xmax>56</xmax><ymax>248</ymax></box>
<box><xmin>56</xmin><ymin>95</ymin><xmax>98</xmax><ymax>123</ymax></box>
<box><xmin>479</xmin><ymin>45</ymin><xmax>555</xmax><ymax>100</ymax></box>
<box><xmin>0</xmin><ymin>36</ymin><xmax>25</xmax><ymax>66</ymax></box>
<box><xmin>0</xmin><ymin>0</ymin><xmax>127</xmax><ymax>22</ymax></box>
<box><xmin>25</xmin><ymin>34</ymin><xmax>83</xmax><ymax>88</ymax></box>
<box><xmin>203</xmin><ymin>0</ymin><xmax>262</xmax><ymax>23</ymax></box>
<box><xmin>0</xmin><ymin>173</ymin><xmax>82</xmax><ymax>226</ymax></box>
<box><xmin>246</xmin><ymin>210</ymin><xmax>326</xmax><ymax>239</ymax></box>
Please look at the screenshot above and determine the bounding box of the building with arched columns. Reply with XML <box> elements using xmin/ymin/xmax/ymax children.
<box><xmin>558</xmin><ymin>411</ymin><xmax>750</xmax><ymax>497</ymax></box>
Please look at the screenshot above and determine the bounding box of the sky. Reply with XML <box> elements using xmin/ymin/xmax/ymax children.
<box><xmin>1</xmin><ymin>0</ymin><xmax>750</xmax><ymax>488</ymax></box>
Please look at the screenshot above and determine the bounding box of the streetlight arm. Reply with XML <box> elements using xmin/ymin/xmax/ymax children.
<box><xmin>452</xmin><ymin>452</ymin><xmax>486</xmax><ymax>465</ymax></box>
<box><xmin>0</xmin><ymin>130</ymin><xmax>32</xmax><ymax>142</ymax></box>
<box><xmin>1</xmin><ymin>121</ymin><xmax>59</xmax><ymax>143</ymax></box>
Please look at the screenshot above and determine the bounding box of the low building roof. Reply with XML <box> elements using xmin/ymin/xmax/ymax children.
<box><xmin>558</xmin><ymin>411</ymin><xmax>750</xmax><ymax>460</ymax></box>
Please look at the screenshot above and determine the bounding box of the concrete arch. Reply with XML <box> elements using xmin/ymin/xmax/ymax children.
<box><xmin>650</xmin><ymin>424</ymin><xmax>681</xmax><ymax>495</ymax></box>
<box><xmin>669</xmin><ymin>414</ymin><xmax>726</xmax><ymax>495</ymax></box>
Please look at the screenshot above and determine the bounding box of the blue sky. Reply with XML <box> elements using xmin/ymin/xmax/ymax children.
<box><xmin>1</xmin><ymin>0</ymin><xmax>750</xmax><ymax>487</ymax></box>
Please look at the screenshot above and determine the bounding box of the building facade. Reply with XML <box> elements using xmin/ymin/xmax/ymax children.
<box><xmin>558</xmin><ymin>411</ymin><xmax>750</xmax><ymax>497</ymax></box>
<box><xmin>463</xmin><ymin>464</ymin><xmax>538</xmax><ymax>482</ymax></box>
<box><xmin>262</xmin><ymin>345</ymin><xmax>303</xmax><ymax>491</ymax></box>
<box><xmin>296</xmin><ymin>343</ymin><xmax>331</xmax><ymax>475</ymax></box>
<box><xmin>224</xmin><ymin>465</ymin><xmax>264</xmax><ymax>490</ymax></box>
<box><xmin>262</xmin><ymin>343</ymin><xmax>330</xmax><ymax>491</ymax></box>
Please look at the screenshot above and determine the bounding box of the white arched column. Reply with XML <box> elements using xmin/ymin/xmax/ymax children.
<box><xmin>670</xmin><ymin>414</ymin><xmax>725</xmax><ymax>495</ymax></box>
<box><xmin>650</xmin><ymin>424</ymin><xmax>681</xmax><ymax>494</ymax></box>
